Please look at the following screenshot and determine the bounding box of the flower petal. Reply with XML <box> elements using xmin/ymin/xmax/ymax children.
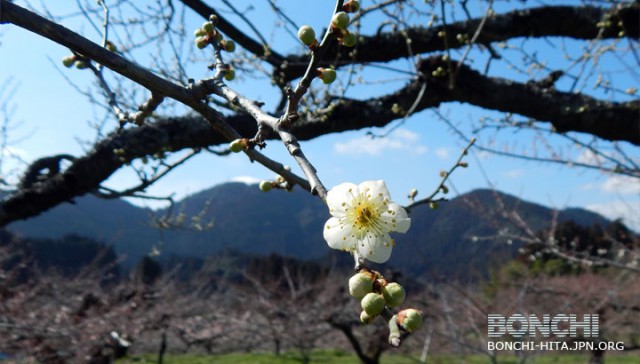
<box><xmin>323</xmin><ymin>217</ymin><xmax>354</xmax><ymax>251</ymax></box>
<box><xmin>389</xmin><ymin>203</ymin><xmax>411</xmax><ymax>233</ymax></box>
<box><xmin>379</xmin><ymin>202</ymin><xmax>411</xmax><ymax>233</ymax></box>
<box><xmin>356</xmin><ymin>233</ymin><xmax>393</xmax><ymax>263</ymax></box>
<box><xmin>326</xmin><ymin>182</ymin><xmax>358</xmax><ymax>217</ymax></box>
<box><xmin>358</xmin><ymin>180</ymin><xmax>391</xmax><ymax>202</ymax></box>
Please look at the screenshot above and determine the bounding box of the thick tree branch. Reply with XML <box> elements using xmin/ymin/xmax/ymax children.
<box><xmin>276</xmin><ymin>3</ymin><xmax>639</xmax><ymax>82</ymax></box>
<box><xmin>418</xmin><ymin>57</ymin><xmax>640</xmax><ymax>145</ymax></box>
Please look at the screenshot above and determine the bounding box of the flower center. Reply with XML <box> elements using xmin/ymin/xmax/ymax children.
<box><xmin>357</xmin><ymin>206</ymin><xmax>372</xmax><ymax>223</ymax></box>
<box><xmin>355</xmin><ymin>201</ymin><xmax>379</xmax><ymax>228</ymax></box>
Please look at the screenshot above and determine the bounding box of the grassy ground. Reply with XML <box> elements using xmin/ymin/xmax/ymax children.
<box><xmin>117</xmin><ymin>350</ymin><xmax>639</xmax><ymax>364</ymax></box>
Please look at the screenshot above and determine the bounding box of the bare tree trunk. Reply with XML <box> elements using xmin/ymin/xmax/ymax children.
<box><xmin>157</xmin><ymin>331</ymin><xmax>167</xmax><ymax>364</ymax></box>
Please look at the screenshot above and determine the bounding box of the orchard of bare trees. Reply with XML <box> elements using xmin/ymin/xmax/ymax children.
<box><xmin>0</xmin><ymin>0</ymin><xmax>638</xmax><ymax>363</ymax></box>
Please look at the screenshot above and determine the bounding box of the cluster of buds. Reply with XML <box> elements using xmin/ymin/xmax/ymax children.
<box><xmin>258</xmin><ymin>167</ymin><xmax>293</xmax><ymax>192</ymax></box>
<box><xmin>331</xmin><ymin>11</ymin><xmax>357</xmax><ymax>48</ymax></box>
<box><xmin>194</xmin><ymin>14</ymin><xmax>235</xmax><ymax>53</ymax></box>
<box><xmin>348</xmin><ymin>268</ymin><xmax>423</xmax><ymax>334</ymax></box>
<box><xmin>61</xmin><ymin>54</ymin><xmax>90</xmax><ymax>69</ymax></box>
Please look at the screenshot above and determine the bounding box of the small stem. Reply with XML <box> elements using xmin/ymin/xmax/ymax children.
<box><xmin>388</xmin><ymin>314</ymin><xmax>401</xmax><ymax>347</ymax></box>
<box><xmin>280</xmin><ymin>0</ymin><xmax>346</xmax><ymax>127</ymax></box>
<box><xmin>406</xmin><ymin>138</ymin><xmax>476</xmax><ymax>212</ymax></box>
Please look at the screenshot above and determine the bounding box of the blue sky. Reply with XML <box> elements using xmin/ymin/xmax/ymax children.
<box><xmin>0</xmin><ymin>1</ymin><xmax>638</xmax><ymax>231</ymax></box>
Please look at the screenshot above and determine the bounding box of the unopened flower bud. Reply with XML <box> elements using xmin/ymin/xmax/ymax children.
<box><xmin>397</xmin><ymin>309</ymin><xmax>423</xmax><ymax>333</ymax></box>
<box><xmin>62</xmin><ymin>55</ymin><xmax>76</xmax><ymax>68</ymax></box>
<box><xmin>458</xmin><ymin>162</ymin><xmax>468</xmax><ymax>168</ymax></box>
<box><xmin>74</xmin><ymin>60</ymin><xmax>89</xmax><ymax>69</ymax></box>
<box><xmin>341</xmin><ymin>32</ymin><xmax>357</xmax><ymax>47</ymax></box>
<box><xmin>382</xmin><ymin>282</ymin><xmax>406</xmax><ymax>308</ymax></box>
<box><xmin>441</xmin><ymin>185</ymin><xmax>449</xmax><ymax>194</ymax></box>
<box><xmin>208</xmin><ymin>14</ymin><xmax>219</xmax><ymax>26</ymax></box>
<box><xmin>429</xmin><ymin>201</ymin><xmax>439</xmax><ymax>209</ymax></box>
<box><xmin>194</xmin><ymin>28</ymin><xmax>207</xmax><ymax>37</ymax></box>
<box><xmin>221</xmin><ymin>40</ymin><xmax>236</xmax><ymax>52</ymax></box>
<box><xmin>361</xmin><ymin>292</ymin><xmax>385</xmax><ymax>317</ymax></box>
<box><xmin>259</xmin><ymin>181</ymin><xmax>273</xmax><ymax>192</ymax></box>
<box><xmin>224</xmin><ymin>67</ymin><xmax>236</xmax><ymax>81</ymax></box>
<box><xmin>360</xmin><ymin>310</ymin><xmax>375</xmax><ymax>324</ymax></box>
<box><xmin>195</xmin><ymin>36</ymin><xmax>210</xmax><ymax>49</ymax></box>
<box><xmin>343</xmin><ymin>0</ymin><xmax>360</xmax><ymax>13</ymax></box>
<box><xmin>317</xmin><ymin>68</ymin><xmax>336</xmax><ymax>84</ymax></box>
<box><xmin>105</xmin><ymin>41</ymin><xmax>118</xmax><ymax>52</ymax></box>
<box><xmin>331</xmin><ymin>12</ymin><xmax>350</xmax><ymax>30</ymax></box>
<box><xmin>349</xmin><ymin>272</ymin><xmax>374</xmax><ymax>299</ymax></box>
<box><xmin>297</xmin><ymin>25</ymin><xmax>317</xmax><ymax>46</ymax></box>
<box><xmin>229</xmin><ymin>139</ymin><xmax>246</xmax><ymax>153</ymax></box>
<box><xmin>202</xmin><ymin>21</ymin><xmax>215</xmax><ymax>34</ymax></box>
<box><xmin>408</xmin><ymin>188</ymin><xmax>418</xmax><ymax>199</ymax></box>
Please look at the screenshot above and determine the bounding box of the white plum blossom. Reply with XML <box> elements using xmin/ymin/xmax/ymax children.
<box><xmin>323</xmin><ymin>180</ymin><xmax>411</xmax><ymax>263</ymax></box>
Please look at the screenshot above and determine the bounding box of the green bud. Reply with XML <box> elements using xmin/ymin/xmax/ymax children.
<box><xmin>361</xmin><ymin>292</ymin><xmax>385</xmax><ymax>317</ymax></box>
<box><xmin>382</xmin><ymin>282</ymin><xmax>406</xmax><ymax>308</ymax></box>
<box><xmin>360</xmin><ymin>310</ymin><xmax>375</xmax><ymax>324</ymax></box>
<box><xmin>74</xmin><ymin>60</ymin><xmax>89</xmax><ymax>69</ymax></box>
<box><xmin>331</xmin><ymin>12</ymin><xmax>350</xmax><ymax>30</ymax></box>
<box><xmin>343</xmin><ymin>0</ymin><xmax>360</xmax><ymax>13</ymax></box>
<box><xmin>194</xmin><ymin>28</ymin><xmax>207</xmax><ymax>37</ymax></box>
<box><xmin>408</xmin><ymin>188</ymin><xmax>418</xmax><ymax>199</ymax></box>
<box><xmin>317</xmin><ymin>68</ymin><xmax>336</xmax><ymax>84</ymax></box>
<box><xmin>297</xmin><ymin>25</ymin><xmax>317</xmax><ymax>46</ymax></box>
<box><xmin>341</xmin><ymin>32</ymin><xmax>357</xmax><ymax>47</ymax></box>
<box><xmin>429</xmin><ymin>201</ymin><xmax>439</xmax><ymax>209</ymax></box>
<box><xmin>208</xmin><ymin>14</ymin><xmax>219</xmax><ymax>26</ymax></box>
<box><xmin>221</xmin><ymin>40</ymin><xmax>236</xmax><ymax>52</ymax></box>
<box><xmin>224</xmin><ymin>67</ymin><xmax>235</xmax><ymax>81</ymax></box>
<box><xmin>229</xmin><ymin>139</ymin><xmax>245</xmax><ymax>153</ymax></box>
<box><xmin>441</xmin><ymin>185</ymin><xmax>449</xmax><ymax>194</ymax></box>
<box><xmin>259</xmin><ymin>181</ymin><xmax>272</xmax><ymax>192</ymax></box>
<box><xmin>62</xmin><ymin>55</ymin><xmax>76</xmax><ymax>68</ymax></box>
<box><xmin>105</xmin><ymin>41</ymin><xmax>118</xmax><ymax>52</ymax></box>
<box><xmin>203</xmin><ymin>21</ymin><xmax>214</xmax><ymax>34</ymax></box>
<box><xmin>397</xmin><ymin>309</ymin><xmax>423</xmax><ymax>333</ymax></box>
<box><xmin>195</xmin><ymin>36</ymin><xmax>209</xmax><ymax>49</ymax></box>
<box><xmin>349</xmin><ymin>272</ymin><xmax>374</xmax><ymax>299</ymax></box>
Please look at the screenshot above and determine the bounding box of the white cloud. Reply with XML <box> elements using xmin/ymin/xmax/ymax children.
<box><xmin>434</xmin><ymin>147</ymin><xmax>450</xmax><ymax>160</ymax></box>
<box><xmin>228</xmin><ymin>176</ymin><xmax>261</xmax><ymax>185</ymax></box>
<box><xmin>1</xmin><ymin>146</ymin><xmax>28</xmax><ymax>159</ymax></box>
<box><xmin>334</xmin><ymin>129</ymin><xmax>427</xmax><ymax>156</ymax></box>
<box><xmin>576</xmin><ymin>149</ymin><xmax>605</xmax><ymax>165</ymax></box>
<box><xmin>502</xmin><ymin>169</ymin><xmax>525</xmax><ymax>178</ymax></box>
<box><xmin>586</xmin><ymin>200</ymin><xmax>640</xmax><ymax>233</ymax></box>
<box><xmin>600</xmin><ymin>175</ymin><xmax>640</xmax><ymax>195</ymax></box>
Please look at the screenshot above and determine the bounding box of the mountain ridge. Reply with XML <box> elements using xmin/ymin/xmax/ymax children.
<box><xmin>5</xmin><ymin>183</ymin><xmax>610</xmax><ymax>277</ymax></box>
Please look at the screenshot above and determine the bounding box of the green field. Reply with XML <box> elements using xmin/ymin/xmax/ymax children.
<box><xmin>117</xmin><ymin>351</ymin><xmax>639</xmax><ymax>364</ymax></box>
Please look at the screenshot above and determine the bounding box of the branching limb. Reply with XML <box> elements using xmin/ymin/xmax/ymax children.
<box><xmin>406</xmin><ymin>138</ymin><xmax>475</xmax><ymax>212</ymax></box>
<box><xmin>178</xmin><ymin>0</ymin><xmax>285</xmax><ymax>66</ymax></box>
<box><xmin>276</xmin><ymin>3</ymin><xmax>639</xmax><ymax>82</ymax></box>
<box><xmin>94</xmin><ymin>148</ymin><xmax>199</xmax><ymax>200</ymax></box>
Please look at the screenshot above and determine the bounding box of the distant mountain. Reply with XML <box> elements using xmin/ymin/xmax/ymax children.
<box><xmin>5</xmin><ymin>183</ymin><xmax>610</xmax><ymax>278</ymax></box>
